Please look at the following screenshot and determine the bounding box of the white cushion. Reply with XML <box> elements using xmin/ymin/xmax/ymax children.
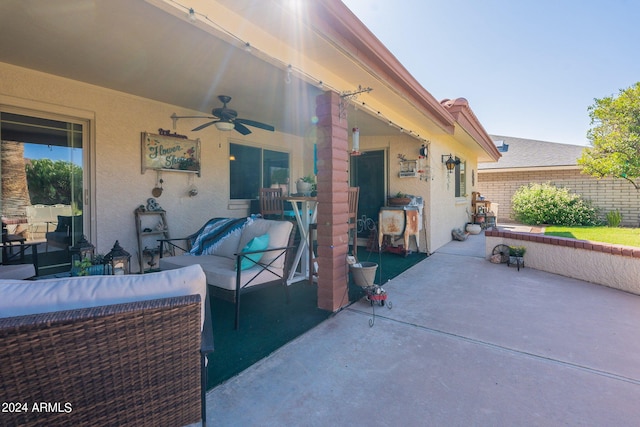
<box><xmin>237</xmin><ymin>219</ymin><xmax>293</xmax><ymax>269</ymax></box>
<box><xmin>206</xmin><ymin>228</ymin><xmax>242</xmax><ymax>259</ymax></box>
<box><xmin>160</xmin><ymin>255</ymin><xmax>283</xmax><ymax>291</ymax></box>
<box><xmin>0</xmin><ymin>265</ymin><xmax>207</xmax><ymax>329</ymax></box>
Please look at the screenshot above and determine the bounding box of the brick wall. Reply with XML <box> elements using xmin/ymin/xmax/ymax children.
<box><xmin>478</xmin><ymin>168</ymin><xmax>640</xmax><ymax>227</ymax></box>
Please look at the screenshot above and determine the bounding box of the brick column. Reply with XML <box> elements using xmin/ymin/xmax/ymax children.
<box><xmin>315</xmin><ymin>91</ymin><xmax>350</xmax><ymax>312</ymax></box>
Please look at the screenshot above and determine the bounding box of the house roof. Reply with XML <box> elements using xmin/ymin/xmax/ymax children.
<box><xmin>441</xmin><ymin>98</ymin><xmax>501</xmax><ymax>163</ymax></box>
<box><xmin>478</xmin><ymin>135</ymin><xmax>585</xmax><ymax>171</ymax></box>
<box><xmin>0</xmin><ymin>0</ymin><xmax>499</xmax><ymax>161</ymax></box>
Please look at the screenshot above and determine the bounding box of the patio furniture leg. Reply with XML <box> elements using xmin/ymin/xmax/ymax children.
<box><xmin>235</xmin><ymin>257</ymin><xmax>242</xmax><ymax>329</ymax></box>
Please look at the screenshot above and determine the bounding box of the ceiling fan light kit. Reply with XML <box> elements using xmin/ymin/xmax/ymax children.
<box><xmin>214</xmin><ymin>121</ymin><xmax>235</xmax><ymax>131</ymax></box>
<box><xmin>170</xmin><ymin>95</ymin><xmax>274</xmax><ymax>135</ymax></box>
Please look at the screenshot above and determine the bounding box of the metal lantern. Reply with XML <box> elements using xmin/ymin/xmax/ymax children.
<box><xmin>442</xmin><ymin>154</ymin><xmax>461</xmax><ymax>174</ymax></box>
<box><xmin>105</xmin><ymin>240</ymin><xmax>131</xmax><ymax>275</ymax></box>
<box><xmin>69</xmin><ymin>235</ymin><xmax>95</xmax><ymax>263</ymax></box>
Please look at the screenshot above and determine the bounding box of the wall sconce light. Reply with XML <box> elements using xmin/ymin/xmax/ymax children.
<box><xmin>441</xmin><ymin>154</ymin><xmax>460</xmax><ymax>173</ymax></box>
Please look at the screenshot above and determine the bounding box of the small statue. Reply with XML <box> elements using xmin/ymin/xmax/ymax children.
<box><xmin>146</xmin><ymin>198</ymin><xmax>162</xmax><ymax>211</ymax></box>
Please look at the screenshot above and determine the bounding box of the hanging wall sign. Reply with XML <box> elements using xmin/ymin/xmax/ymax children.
<box><xmin>141</xmin><ymin>131</ymin><xmax>201</xmax><ymax>176</ymax></box>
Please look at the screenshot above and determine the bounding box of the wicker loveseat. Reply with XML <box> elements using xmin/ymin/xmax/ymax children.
<box><xmin>159</xmin><ymin>217</ymin><xmax>296</xmax><ymax>329</ymax></box>
<box><xmin>0</xmin><ymin>264</ymin><xmax>212</xmax><ymax>427</ymax></box>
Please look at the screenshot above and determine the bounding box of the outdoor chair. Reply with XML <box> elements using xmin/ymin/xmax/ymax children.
<box><xmin>159</xmin><ymin>217</ymin><xmax>298</xmax><ymax>329</ymax></box>
<box><xmin>260</xmin><ymin>187</ymin><xmax>284</xmax><ymax>219</ymax></box>
<box><xmin>1</xmin><ymin>221</ymin><xmax>39</xmax><ymax>278</ymax></box>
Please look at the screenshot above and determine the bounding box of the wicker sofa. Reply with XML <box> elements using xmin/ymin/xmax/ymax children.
<box><xmin>0</xmin><ymin>264</ymin><xmax>212</xmax><ymax>426</ymax></box>
<box><xmin>159</xmin><ymin>217</ymin><xmax>296</xmax><ymax>329</ymax></box>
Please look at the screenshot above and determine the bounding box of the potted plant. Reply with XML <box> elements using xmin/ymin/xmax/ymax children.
<box><xmin>508</xmin><ymin>245</ymin><xmax>526</xmax><ymax>270</ymax></box>
<box><xmin>296</xmin><ymin>175</ymin><xmax>315</xmax><ymax>196</ymax></box>
<box><xmin>388</xmin><ymin>192</ymin><xmax>411</xmax><ymax>206</ymax></box>
<box><xmin>465</xmin><ymin>208</ymin><xmax>481</xmax><ymax>234</ymax></box>
<box><xmin>72</xmin><ymin>254</ymin><xmax>110</xmax><ymax>276</ymax></box>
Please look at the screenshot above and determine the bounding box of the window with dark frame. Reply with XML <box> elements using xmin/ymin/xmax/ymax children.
<box><xmin>455</xmin><ymin>157</ymin><xmax>466</xmax><ymax>197</ymax></box>
<box><xmin>229</xmin><ymin>142</ymin><xmax>289</xmax><ymax>200</ymax></box>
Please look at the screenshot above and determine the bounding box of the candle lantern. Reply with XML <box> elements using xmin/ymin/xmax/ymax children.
<box><xmin>69</xmin><ymin>235</ymin><xmax>95</xmax><ymax>264</ymax></box>
<box><xmin>105</xmin><ymin>240</ymin><xmax>131</xmax><ymax>275</ymax></box>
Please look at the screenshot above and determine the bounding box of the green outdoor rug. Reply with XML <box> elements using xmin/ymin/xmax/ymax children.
<box><xmin>206</xmin><ymin>248</ymin><xmax>427</xmax><ymax>389</ymax></box>
<box><xmin>207</xmin><ymin>281</ymin><xmax>330</xmax><ymax>389</ymax></box>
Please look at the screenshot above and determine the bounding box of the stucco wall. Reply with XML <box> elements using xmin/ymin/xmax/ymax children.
<box><xmin>486</xmin><ymin>230</ymin><xmax>640</xmax><ymax>295</ymax></box>
<box><xmin>478</xmin><ymin>168</ymin><xmax>640</xmax><ymax>227</ymax></box>
<box><xmin>357</xmin><ymin>133</ymin><xmax>481</xmax><ymax>254</ymax></box>
<box><xmin>428</xmin><ymin>140</ymin><xmax>479</xmax><ymax>252</ymax></box>
<box><xmin>1</xmin><ymin>62</ymin><xmax>307</xmax><ymax>271</ymax></box>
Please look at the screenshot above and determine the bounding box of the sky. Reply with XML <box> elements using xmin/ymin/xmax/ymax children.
<box><xmin>23</xmin><ymin>143</ymin><xmax>83</xmax><ymax>166</ymax></box>
<box><xmin>341</xmin><ymin>0</ymin><xmax>640</xmax><ymax>146</ymax></box>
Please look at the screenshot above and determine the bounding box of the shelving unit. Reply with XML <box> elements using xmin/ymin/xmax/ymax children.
<box><xmin>398</xmin><ymin>159</ymin><xmax>419</xmax><ymax>178</ymax></box>
<box><xmin>134</xmin><ymin>208</ymin><xmax>171</xmax><ymax>273</ymax></box>
<box><xmin>471</xmin><ymin>191</ymin><xmax>496</xmax><ymax>229</ymax></box>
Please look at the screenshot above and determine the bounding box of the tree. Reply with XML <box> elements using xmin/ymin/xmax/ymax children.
<box><xmin>578</xmin><ymin>82</ymin><xmax>640</xmax><ymax>190</ymax></box>
<box><xmin>25</xmin><ymin>158</ymin><xmax>83</xmax><ymax>208</ymax></box>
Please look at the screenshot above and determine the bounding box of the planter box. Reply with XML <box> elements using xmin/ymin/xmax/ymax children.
<box><xmin>388</xmin><ymin>197</ymin><xmax>411</xmax><ymax>206</ymax></box>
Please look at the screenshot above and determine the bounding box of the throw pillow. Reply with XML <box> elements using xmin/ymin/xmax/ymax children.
<box><xmin>238</xmin><ymin>233</ymin><xmax>269</xmax><ymax>270</ymax></box>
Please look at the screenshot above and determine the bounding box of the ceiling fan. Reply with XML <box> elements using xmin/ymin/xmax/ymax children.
<box><xmin>171</xmin><ymin>95</ymin><xmax>275</xmax><ymax>135</ymax></box>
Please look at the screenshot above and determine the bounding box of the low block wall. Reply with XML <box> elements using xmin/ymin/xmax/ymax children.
<box><xmin>485</xmin><ymin>229</ymin><xmax>640</xmax><ymax>295</ymax></box>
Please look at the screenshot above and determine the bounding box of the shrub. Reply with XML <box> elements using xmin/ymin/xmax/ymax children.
<box><xmin>606</xmin><ymin>210</ymin><xmax>623</xmax><ymax>227</ymax></box>
<box><xmin>509</xmin><ymin>246</ymin><xmax>527</xmax><ymax>257</ymax></box>
<box><xmin>511</xmin><ymin>183</ymin><xmax>600</xmax><ymax>226</ymax></box>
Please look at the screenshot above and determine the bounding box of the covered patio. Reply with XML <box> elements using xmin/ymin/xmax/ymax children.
<box><xmin>1</xmin><ymin>0</ymin><xmax>500</xmax><ymax>311</ymax></box>
<box><xmin>206</xmin><ymin>232</ymin><xmax>640</xmax><ymax>425</ymax></box>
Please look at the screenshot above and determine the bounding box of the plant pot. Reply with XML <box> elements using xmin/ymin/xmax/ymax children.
<box><xmin>350</xmin><ymin>262</ymin><xmax>378</xmax><ymax>288</ymax></box>
<box><xmin>388</xmin><ymin>197</ymin><xmax>411</xmax><ymax>206</ymax></box>
<box><xmin>296</xmin><ymin>181</ymin><xmax>312</xmax><ymax>196</ymax></box>
<box><xmin>466</xmin><ymin>223</ymin><xmax>481</xmax><ymax>235</ymax></box>
<box><xmin>508</xmin><ymin>256</ymin><xmax>525</xmax><ymax>271</ymax></box>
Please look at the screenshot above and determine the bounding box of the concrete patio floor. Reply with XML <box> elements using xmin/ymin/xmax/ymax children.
<box><xmin>204</xmin><ymin>232</ymin><xmax>640</xmax><ymax>426</ymax></box>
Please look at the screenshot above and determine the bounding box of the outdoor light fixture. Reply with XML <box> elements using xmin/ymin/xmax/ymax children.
<box><xmin>214</xmin><ymin>121</ymin><xmax>235</xmax><ymax>131</ymax></box>
<box><xmin>69</xmin><ymin>235</ymin><xmax>95</xmax><ymax>263</ymax></box>
<box><xmin>105</xmin><ymin>240</ymin><xmax>131</xmax><ymax>275</ymax></box>
<box><xmin>187</xmin><ymin>8</ymin><xmax>196</xmax><ymax>22</ymax></box>
<box><xmin>442</xmin><ymin>154</ymin><xmax>460</xmax><ymax>173</ymax></box>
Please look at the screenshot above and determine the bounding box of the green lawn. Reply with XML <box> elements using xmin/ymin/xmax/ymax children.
<box><xmin>544</xmin><ymin>226</ymin><xmax>640</xmax><ymax>248</ymax></box>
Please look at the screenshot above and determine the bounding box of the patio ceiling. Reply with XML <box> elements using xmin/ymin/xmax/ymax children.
<box><xmin>0</xmin><ymin>0</ymin><xmax>430</xmax><ymax>140</ymax></box>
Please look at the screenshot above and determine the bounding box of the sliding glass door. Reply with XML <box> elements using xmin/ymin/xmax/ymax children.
<box><xmin>1</xmin><ymin>111</ymin><xmax>88</xmax><ymax>274</ymax></box>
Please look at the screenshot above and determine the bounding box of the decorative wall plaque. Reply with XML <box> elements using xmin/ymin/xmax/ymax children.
<box><xmin>141</xmin><ymin>131</ymin><xmax>200</xmax><ymax>176</ymax></box>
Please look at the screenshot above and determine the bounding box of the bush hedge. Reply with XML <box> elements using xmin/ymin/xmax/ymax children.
<box><xmin>511</xmin><ymin>183</ymin><xmax>600</xmax><ymax>226</ymax></box>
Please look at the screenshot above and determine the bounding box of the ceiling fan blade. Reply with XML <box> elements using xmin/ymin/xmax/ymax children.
<box><xmin>192</xmin><ymin>120</ymin><xmax>219</xmax><ymax>131</ymax></box>
<box><xmin>233</xmin><ymin>122</ymin><xmax>252</xmax><ymax>135</ymax></box>
<box><xmin>235</xmin><ymin>118</ymin><xmax>275</xmax><ymax>132</ymax></box>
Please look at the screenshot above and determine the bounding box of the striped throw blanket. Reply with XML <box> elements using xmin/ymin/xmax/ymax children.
<box><xmin>188</xmin><ymin>217</ymin><xmax>252</xmax><ymax>256</ymax></box>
